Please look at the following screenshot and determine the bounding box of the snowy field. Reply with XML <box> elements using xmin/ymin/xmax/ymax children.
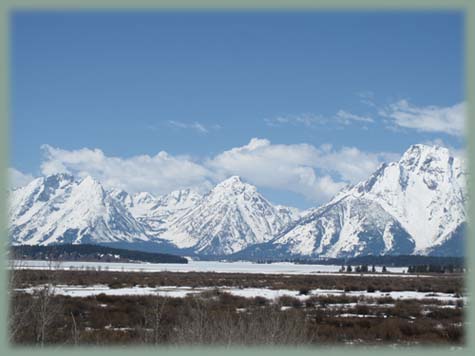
<box><xmin>13</xmin><ymin>259</ymin><xmax>408</xmax><ymax>275</ymax></box>
<box><xmin>18</xmin><ymin>284</ymin><xmax>464</xmax><ymax>303</ymax></box>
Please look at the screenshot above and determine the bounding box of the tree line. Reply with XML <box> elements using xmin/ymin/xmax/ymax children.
<box><xmin>10</xmin><ymin>244</ymin><xmax>188</xmax><ymax>264</ymax></box>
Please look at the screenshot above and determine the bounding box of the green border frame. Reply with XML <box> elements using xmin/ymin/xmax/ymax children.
<box><xmin>0</xmin><ymin>1</ymin><xmax>473</xmax><ymax>355</ymax></box>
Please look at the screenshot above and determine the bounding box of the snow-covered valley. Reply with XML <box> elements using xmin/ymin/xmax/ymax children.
<box><xmin>12</xmin><ymin>259</ymin><xmax>407</xmax><ymax>274</ymax></box>
<box><xmin>17</xmin><ymin>284</ymin><xmax>464</xmax><ymax>304</ymax></box>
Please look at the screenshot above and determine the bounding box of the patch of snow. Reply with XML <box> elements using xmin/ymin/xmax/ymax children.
<box><xmin>12</xmin><ymin>259</ymin><xmax>408</xmax><ymax>275</ymax></box>
<box><xmin>16</xmin><ymin>284</ymin><xmax>465</xmax><ymax>304</ymax></box>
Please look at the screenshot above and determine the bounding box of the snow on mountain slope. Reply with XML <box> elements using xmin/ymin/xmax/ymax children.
<box><xmin>109</xmin><ymin>188</ymin><xmax>202</xmax><ymax>234</ymax></box>
<box><xmin>154</xmin><ymin>189</ymin><xmax>203</xmax><ymax>222</ymax></box>
<box><xmin>269</xmin><ymin>197</ymin><xmax>415</xmax><ymax>258</ymax></box>
<box><xmin>349</xmin><ymin>144</ymin><xmax>466</xmax><ymax>253</ymax></box>
<box><xmin>274</xmin><ymin>205</ymin><xmax>301</xmax><ymax>225</ymax></box>
<box><xmin>9</xmin><ymin>173</ymin><xmax>75</xmax><ymax>229</ymax></box>
<box><xmin>250</xmin><ymin>144</ymin><xmax>466</xmax><ymax>258</ymax></box>
<box><xmin>9</xmin><ymin>174</ymin><xmax>150</xmax><ymax>245</ymax></box>
<box><xmin>161</xmin><ymin>176</ymin><xmax>290</xmax><ymax>255</ymax></box>
<box><xmin>109</xmin><ymin>189</ymin><xmax>158</xmax><ymax>217</ymax></box>
<box><xmin>9</xmin><ymin>174</ymin><xmax>288</xmax><ymax>255</ymax></box>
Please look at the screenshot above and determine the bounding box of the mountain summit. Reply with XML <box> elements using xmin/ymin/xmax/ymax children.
<box><xmin>160</xmin><ymin>176</ymin><xmax>291</xmax><ymax>255</ymax></box>
<box><xmin>350</xmin><ymin>144</ymin><xmax>466</xmax><ymax>254</ymax></box>
<box><xmin>9</xmin><ymin>174</ymin><xmax>150</xmax><ymax>245</ymax></box>
<box><xmin>238</xmin><ymin>144</ymin><xmax>466</xmax><ymax>258</ymax></box>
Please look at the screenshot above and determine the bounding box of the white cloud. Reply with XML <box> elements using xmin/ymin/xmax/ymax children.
<box><xmin>335</xmin><ymin>110</ymin><xmax>374</xmax><ymax>124</ymax></box>
<box><xmin>207</xmin><ymin>138</ymin><xmax>393</xmax><ymax>202</ymax></box>
<box><xmin>265</xmin><ymin>110</ymin><xmax>373</xmax><ymax>128</ymax></box>
<box><xmin>167</xmin><ymin>120</ymin><xmax>214</xmax><ymax>134</ymax></box>
<box><xmin>40</xmin><ymin>145</ymin><xmax>214</xmax><ymax>195</ymax></box>
<box><xmin>9</xmin><ymin>168</ymin><xmax>35</xmax><ymax>189</ymax></box>
<box><xmin>264</xmin><ymin>97</ymin><xmax>464</xmax><ymax>139</ymax></box>
<box><xmin>38</xmin><ymin>139</ymin><xmax>398</xmax><ymax>204</ymax></box>
<box><xmin>380</xmin><ymin>100</ymin><xmax>465</xmax><ymax>137</ymax></box>
<box><xmin>264</xmin><ymin>114</ymin><xmax>326</xmax><ymax>128</ymax></box>
<box><xmin>207</xmin><ymin>138</ymin><xmax>340</xmax><ymax>202</ymax></box>
<box><xmin>313</xmin><ymin>145</ymin><xmax>398</xmax><ymax>183</ymax></box>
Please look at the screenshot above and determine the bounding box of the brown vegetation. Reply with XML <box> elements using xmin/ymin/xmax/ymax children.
<box><xmin>9</xmin><ymin>268</ymin><xmax>465</xmax><ymax>346</ymax></box>
<box><xmin>9</xmin><ymin>291</ymin><xmax>464</xmax><ymax>346</ymax></box>
<box><xmin>12</xmin><ymin>268</ymin><xmax>465</xmax><ymax>294</ymax></box>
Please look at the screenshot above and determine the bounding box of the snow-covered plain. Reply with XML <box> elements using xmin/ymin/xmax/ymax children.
<box><xmin>13</xmin><ymin>259</ymin><xmax>408</xmax><ymax>275</ymax></box>
<box><xmin>18</xmin><ymin>284</ymin><xmax>464</xmax><ymax>303</ymax></box>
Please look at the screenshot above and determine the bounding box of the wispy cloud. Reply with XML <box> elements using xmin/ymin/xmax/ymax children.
<box><xmin>265</xmin><ymin>95</ymin><xmax>464</xmax><ymax>136</ymax></box>
<box><xmin>380</xmin><ymin>100</ymin><xmax>464</xmax><ymax>137</ymax></box>
<box><xmin>167</xmin><ymin>120</ymin><xmax>216</xmax><ymax>134</ymax></box>
<box><xmin>265</xmin><ymin>110</ymin><xmax>373</xmax><ymax>128</ymax></box>
<box><xmin>264</xmin><ymin>114</ymin><xmax>326</xmax><ymax>128</ymax></box>
<box><xmin>335</xmin><ymin>110</ymin><xmax>374</xmax><ymax>124</ymax></box>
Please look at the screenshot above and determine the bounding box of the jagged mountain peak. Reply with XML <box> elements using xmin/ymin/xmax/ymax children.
<box><xmin>32</xmin><ymin>173</ymin><xmax>74</xmax><ymax>201</ymax></box>
<box><xmin>399</xmin><ymin>144</ymin><xmax>460</xmax><ymax>176</ymax></box>
<box><xmin>351</xmin><ymin>144</ymin><xmax>463</xmax><ymax>196</ymax></box>
<box><xmin>241</xmin><ymin>144</ymin><xmax>466</xmax><ymax>259</ymax></box>
<box><xmin>157</xmin><ymin>188</ymin><xmax>201</xmax><ymax>204</ymax></box>
<box><xmin>365</xmin><ymin>145</ymin><xmax>464</xmax><ymax>253</ymax></box>
<box><xmin>109</xmin><ymin>188</ymin><xmax>132</xmax><ymax>204</ymax></box>
<box><xmin>221</xmin><ymin>175</ymin><xmax>245</xmax><ymax>184</ymax></box>
<box><xmin>213</xmin><ymin>175</ymin><xmax>255</xmax><ymax>195</ymax></box>
<box><xmin>401</xmin><ymin>143</ymin><xmax>450</xmax><ymax>161</ymax></box>
<box><xmin>43</xmin><ymin>172</ymin><xmax>75</xmax><ymax>184</ymax></box>
<box><xmin>133</xmin><ymin>191</ymin><xmax>156</xmax><ymax>205</ymax></box>
<box><xmin>9</xmin><ymin>174</ymin><xmax>149</xmax><ymax>246</ymax></box>
<box><xmin>161</xmin><ymin>177</ymin><xmax>288</xmax><ymax>255</ymax></box>
<box><xmin>77</xmin><ymin>175</ymin><xmax>104</xmax><ymax>192</ymax></box>
<box><xmin>153</xmin><ymin>189</ymin><xmax>202</xmax><ymax>217</ymax></box>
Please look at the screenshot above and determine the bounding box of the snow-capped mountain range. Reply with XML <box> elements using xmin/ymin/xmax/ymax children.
<box><xmin>9</xmin><ymin>174</ymin><xmax>152</xmax><ymax>246</ymax></box>
<box><xmin>160</xmin><ymin>176</ymin><xmax>292</xmax><ymax>255</ymax></box>
<box><xmin>8</xmin><ymin>144</ymin><xmax>467</xmax><ymax>258</ymax></box>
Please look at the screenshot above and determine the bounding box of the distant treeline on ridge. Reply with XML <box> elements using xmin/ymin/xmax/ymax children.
<box><xmin>10</xmin><ymin>244</ymin><xmax>188</xmax><ymax>264</ymax></box>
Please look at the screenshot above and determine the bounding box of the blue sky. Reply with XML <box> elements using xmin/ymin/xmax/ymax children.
<box><xmin>10</xmin><ymin>11</ymin><xmax>464</xmax><ymax>208</ymax></box>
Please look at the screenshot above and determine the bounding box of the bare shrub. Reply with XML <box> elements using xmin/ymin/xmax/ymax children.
<box><xmin>170</xmin><ymin>297</ymin><xmax>309</xmax><ymax>346</ymax></box>
<box><xmin>277</xmin><ymin>296</ymin><xmax>302</xmax><ymax>308</ymax></box>
<box><xmin>140</xmin><ymin>295</ymin><xmax>167</xmax><ymax>344</ymax></box>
